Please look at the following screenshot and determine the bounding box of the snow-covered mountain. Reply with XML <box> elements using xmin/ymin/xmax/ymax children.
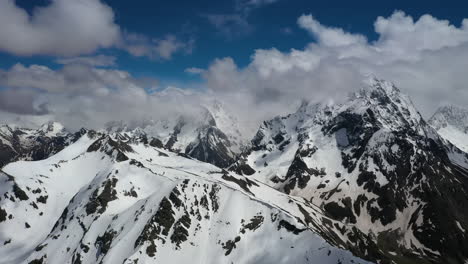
<box><xmin>235</xmin><ymin>78</ymin><xmax>468</xmax><ymax>263</ymax></box>
<box><xmin>0</xmin><ymin>122</ymin><xmax>84</xmax><ymax>168</ymax></box>
<box><xmin>105</xmin><ymin>101</ymin><xmax>245</xmax><ymax>168</ymax></box>
<box><xmin>0</xmin><ymin>130</ymin><xmax>369</xmax><ymax>264</ymax></box>
<box><xmin>1</xmin><ymin>78</ymin><xmax>468</xmax><ymax>264</ymax></box>
<box><xmin>429</xmin><ymin>105</ymin><xmax>468</xmax><ymax>152</ymax></box>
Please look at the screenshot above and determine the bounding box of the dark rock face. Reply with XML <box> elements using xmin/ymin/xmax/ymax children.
<box><xmin>185</xmin><ymin>126</ymin><xmax>237</xmax><ymax>168</ymax></box>
<box><xmin>86</xmin><ymin>135</ymin><xmax>133</xmax><ymax>162</ymax></box>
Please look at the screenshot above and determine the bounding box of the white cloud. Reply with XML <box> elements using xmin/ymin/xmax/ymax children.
<box><xmin>0</xmin><ymin>0</ymin><xmax>194</xmax><ymax>59</ymax></box>
<box><xmin>0</xmin><ymin>63</ymin><xmax>207</xmax><ymax>131</ymax></box>
<box><xmin>0</xmin><ymin>63</ymin><xmax>142</xmax><ymax>94</ymax></box>
<box><xmin>201</xmin><ymin>11</ymin><xmax>468</xmax><ymax>119</ymax></box>
<box><xmin>0</xmin><ymin>0</ymin><xmax>120</xmax><ymax>56</ymax></box>
<box><xmin>55</xmin><ymin>55</ymin><xmax>117</xmax><ymax>67</ymax></box>
<box><xmin>298</xmin><ymin>15</ymin><xmax>367</xmax><ymax>47</ymax></box>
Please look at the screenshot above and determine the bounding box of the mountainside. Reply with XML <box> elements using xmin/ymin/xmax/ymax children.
<box><xmin>1</xmin><ymin>78</ymin><xmax>468</xmax><ymax>264</ymax></box>
<box><xmin>429</xmin><ymin>105</ymin><xmax>468</xmax><ymax>153</ymax></box>
<box><xmin>105</xmin><ymin>102</ymin><xmax>244</xmax><ymax>168</ymax></box>
<box><xmin>236</xmin><ymin>78</ymin><xmax>468</xmax><ymax>263</ymax></box>
<box><xmin>0</xmin><ymin>130</ymin><xmax>369</xmax><ymax>264</ymax></box>
<box><xmin>0</xmin><ymin>122</ymin><xmax>83</xmax><ymax>168</ymax></box>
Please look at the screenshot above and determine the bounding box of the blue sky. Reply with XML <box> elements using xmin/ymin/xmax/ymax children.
<box><xmin>2</xmin><ymin>0</ymin><xmax>467</xmax><ymax>87</ymax></box>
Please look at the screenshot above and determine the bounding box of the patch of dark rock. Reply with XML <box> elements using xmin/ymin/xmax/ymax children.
<box><xmin>158</xmin><ymin>151</ymin><xmax>169</xmax><ymax>157</ymax></box>
<box><xmin>221</xmin><ymin>174</ymin><xmax>258</xmax><ymax>195</ymax></box>
<box><xmin>86</xmin><ymin>138</ymin><xmax>104</xmax><ymax>152</ymax></box>
<box><xmin>25</xmin><ymin>222</ymin><xmax>31</xmax><ymax>228</ymax></box>
<box><xmin>297</xmin><ymin>204</ymin><xmax>314</xmax><ymax>226</ymax></box>
<box><xmin>241</xmin><ymin>215</ymin><xmax>264</xmax><ymax>233</ymax></box>
<box><xmin>135</xmin><ymin>197</ymin><xmax>176</xmax><ymax>256</ymax></box>
<box><xmin>80</xmin><ymin>243</ymin><xmax>90</xmax><ymax>253</ymax></box>
<box><xmin>30</xmin><ymin>201</ymin><xmax>38</xmax><ymax>209</ymax></box>
<box><xmin>270</xmin><ymin>175</ymin><xmax>285</xmax><ymax>183</ymax></box>
<box><xmin>170</xmin><ymin>212</ymin><xmax>191</xmax><ymax>249</ymax></box>
<box><xmin>223</xmin><ymin>236</ymin><xmax>241</xmax><ymax>256</ymax></box>
<box><xmin>36</xmin><ymin>195</ymin><xmax>48</xmax><ymax>204</ymax></box>
<box><xmin>231</xmin><ymin>162</ymin><xmax>256</xmax><ymax>176</ymax></box>
<box><xmin>317</xmin><ymin>183</ymin><xmax>326</xmax><ymax>189</ymax></box>
<box><xmin>324</xmin><ymin>198</ymin><xmax>356</xmax><ymax>224</ymax></box>
<box><xmin>273</xmin><ymin>133</ymin><xmax>285</xmax><ymax>144</ymax></box>
<box><xmin>277</xmin><ymin>220</ymin><xmax>305</xmax><ymax>235</ymax></box>
<box><xmin>72</xmin><ymin>252</ymin><xmax>82</xmax><ymax>264</ymax></box>
<box><xmin>85</xmin><ymin>178</ymin><xmax>118</xmax><ymax>215</ymax></box>
<box><xmin>169</xmin><ymin>188</ymin><xmax>183</xmax><ymax>209</ymax></box>
<box><xmin>209</xmin><ymin>185</ymin><xmax>220</xmax><ymax>212</ymax></box>
<box><xmin>0</xmin><ymin>207</ymin><xmax>7</xmax><ymax>222</ymax></box>
<box><xmin>129</xmin><ymin>159</ymin><xmax>144</xmax><ymax>168</ymax></box>
<box><xmin>51</xmin><ymin>206</ymin><xmax>69</xmax><ymax>232</ymax></box>
<box><xmin>13</xmin><ymin>184</ymin><xmax>29</xmax><ymax>201</ymax></box>
<box><xmin>149</xmin><ymin>138</ymin><xmax>164</xmax><ymax>148</ymax></box>
<box><xmin>35</xmin><ymin>243</ymin><xmax>47</xmax><ymax>251</ymax></box>
<box><xmin>353</xmin><ymin>195</ymin><xmax>368</xmax><ymax>217</ymax></box>
<box><xmin>28</xmin><ymin>256</ymin><xmax>45</xmax><ymax>264</ymax></box>
<box><xmin>123</xmin><ymin>187</ymin><xmax>138</xmax><ymax>198</ymax></box>
<box><xmin>115</xmin><ymin>151</ymin><xmax>129</xmax><ymax>162</ymax></box>
<box><xmin>95</xmin><ymin>229</ymin><xmax>117</xmax><ymax>255</ymax></box>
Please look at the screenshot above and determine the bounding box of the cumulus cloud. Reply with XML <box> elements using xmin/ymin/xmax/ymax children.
<box><xmin>0</xmin><ymin>0</ymin><xmax>120</xmax><ymax>56</ymax></box>
<box><xmin>0</xmin><ymin>0</ymin><xmax>194</xmax><ymax>59</ymax></box>
<box><xmin>298</xmin><ymin>15</ymin><xmax>367</xmax><ymax>47</ymax></box>
<box><xmin>201</xmin><ymin>11</ymin><xmax>468</xmax><ymax>119</ymax></box>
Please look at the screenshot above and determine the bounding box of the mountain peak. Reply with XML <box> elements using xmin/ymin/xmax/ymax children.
<box><xmin>355</xmin><ymin>77</ymin><xmax>401</xmax><ymax>102</ymax></box>
<box><xmin>38</xmin><ymin>121</ymin><xmax>65</xmax><ymax>136</ymax></box>
<box><xmin>429</xmin><ymin>104</ymin><xmax>468</xmax><ymax>130</ymax></box>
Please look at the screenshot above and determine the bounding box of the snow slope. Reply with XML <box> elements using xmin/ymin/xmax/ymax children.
<box><xmin>0</xmin><ymin>131</ymin><xmax>370</xmax><ymax>264</ymax></box>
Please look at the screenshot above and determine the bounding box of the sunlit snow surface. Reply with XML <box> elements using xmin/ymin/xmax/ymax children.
<box><xmin>0</xmin><ymin>133</ymin><xmax>370</xmax><ymax>264</ymax></box>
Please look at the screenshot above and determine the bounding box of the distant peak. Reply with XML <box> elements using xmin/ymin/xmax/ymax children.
<box><xmin>39</xmin><ymin>121</ymin><xmax>65</xmax><ymax>135</ymax></box>
<box><xmin>429</xmin><ymin>104</ymin><xmax>468</xmax><ymax>130</ymax></box>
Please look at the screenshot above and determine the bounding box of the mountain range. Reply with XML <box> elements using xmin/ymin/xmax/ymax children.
<box><xmin>1</xmin><ymin>78</ymin><xmax>467</xmax><ymax>264</ymax></box>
